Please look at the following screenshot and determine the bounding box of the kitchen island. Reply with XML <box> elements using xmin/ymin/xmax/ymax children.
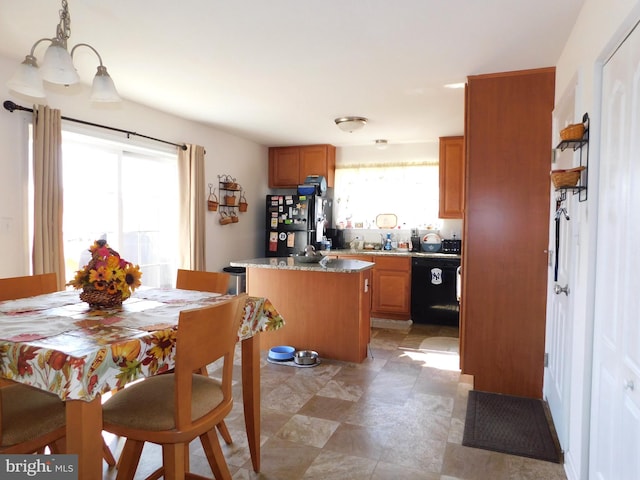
<box><xmin>230</xmin><ymin>257</ymin><xmax>374</xmax><ymax>362</ymax></box>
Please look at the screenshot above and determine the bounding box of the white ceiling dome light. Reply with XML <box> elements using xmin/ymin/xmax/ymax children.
<box><xmin>334</xmin><ymin>116</ymin><xmax>368</xmax><ymax>133</ymax></box>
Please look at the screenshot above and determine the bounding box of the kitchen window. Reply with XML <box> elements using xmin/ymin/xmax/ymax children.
<box><xmin>56</xmin><ymin>129</ymin><xmax>179</xmax><ymax>287</ymax></box>
<box><xmin>333</xmin><ymin>161</ymin><xmax>439</xmax><ymax>229</ymax></box>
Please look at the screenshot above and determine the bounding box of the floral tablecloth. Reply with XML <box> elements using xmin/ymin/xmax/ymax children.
<box><xmin>0</xmin><ymin>287</ymin><xmax>284</xmax><ymax>401</ymax></box>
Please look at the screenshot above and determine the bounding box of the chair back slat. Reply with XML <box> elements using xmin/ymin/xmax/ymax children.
<box><xmin>176</xmin><ymin>269</ymin><xmax>229</xmax><ymax>294</ymax></box>
<box><xmin>174</xmin><ymin>293</ymin><xmax>246</xmax><ymax>429</ymax></box>
<box><xmin>0</xmin><ymin>273</ymin><xmax>58</xmax><ymax>301</ymax></box>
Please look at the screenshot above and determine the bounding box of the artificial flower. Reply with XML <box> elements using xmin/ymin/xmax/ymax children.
<box><xmin>67</xmin><ymin>240</ymin><xmax>142</xmax><ymax>301</ymax></box>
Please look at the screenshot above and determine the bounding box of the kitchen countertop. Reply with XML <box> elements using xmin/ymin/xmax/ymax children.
<box><xmin>327</xmin><ymin>249</ymin><xmax>462</xmax><ymax>260</ymax></box>
<box><xmin>230</xmin><ymin>257</ymin><xmax>374</xmax><ymax>273</ymax></box>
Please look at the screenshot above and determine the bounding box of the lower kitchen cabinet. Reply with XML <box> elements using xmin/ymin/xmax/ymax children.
<box><xmin>371</xmin><ymin>256</ymin><xmax>411</xmax><ymax>319</ymax></box>
<box><xmin>333</xmin><ymin>254</ymin><xmax>411</xmax><ymax>320</ymax></box>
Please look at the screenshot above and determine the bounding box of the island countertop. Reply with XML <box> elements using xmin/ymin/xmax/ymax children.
<box><xmin>230</xmin><ymin>257</ymin><xmax>374</xmax><ymax>273</ymax></box>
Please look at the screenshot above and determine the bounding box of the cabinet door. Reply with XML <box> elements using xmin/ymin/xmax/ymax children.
<box><xmin>269</xmin><ymin>147</ymin><xmax>300</xmax><ymax>188</ymax></box>
<box><xmin>439</xmin><ymin>136</ymin><xmax>465</xmax><ymax>218</ymax></box>
<box><xmin>461</xmin><ymin>68</ymin><xmax>554</xmax><ymax>398</ymax></box>
<box><xmin>371</xmin><ymin>256</ymin><xmax>411</xmax><ymax>319</ymax></box>
<box><xmin>299</xmin><ymin>145</ymin><xmax>336</xmax><ymax>187</ymax></box>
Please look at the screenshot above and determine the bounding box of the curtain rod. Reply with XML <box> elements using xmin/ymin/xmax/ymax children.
<box><xmin>3</xmin><ymin>100</ymin><xmax>188</xmax><ymax>151</ymax></box>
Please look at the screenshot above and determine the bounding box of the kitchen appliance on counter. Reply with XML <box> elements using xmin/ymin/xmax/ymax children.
<box><xmin>441</xmin><ymin>238</ymin><xmax>462</xmax><ymax>254</ymax></box>
<box><xmin>265</xmin><ymin>176</ymin><xmax>333</xmax><ymax>257</ymax></box>
<box><xmin>411</xmin><ymin>256</ymin><xmax>461</xmax><ymax>325</ymax></box>
<box><xmin>325</xmin><ymin>228</ymin><xmax>345</xmax><ymax>250</ymax></box>
<box><xmin>410</xmin><ymin>228</ymin><xmax>421</xmax><ymax>252</ymax></box>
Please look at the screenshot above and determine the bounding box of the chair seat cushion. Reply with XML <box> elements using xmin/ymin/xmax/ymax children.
<box><xmin>1</xmin><ymin>384</ymin><xmax>65</xmax><ymax>448</ymax></box>
<box><xmin>102</xmin><ymin>374</ymin><xmax>224</xmax><ymax>431</ymax></box>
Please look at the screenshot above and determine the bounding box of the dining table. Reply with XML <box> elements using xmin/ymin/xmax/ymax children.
<box><xmin>0</xmin><ymin>287</ymin><xmax>285</xmax><ymax>479</ymax></box>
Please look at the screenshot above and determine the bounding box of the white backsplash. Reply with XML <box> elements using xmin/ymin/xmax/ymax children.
<box><xmin>339</xmin><ymin>219</ymin><xmax>463</xmax><ymax>249</ymax></box>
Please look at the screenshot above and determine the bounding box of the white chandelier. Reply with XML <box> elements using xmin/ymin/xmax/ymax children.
<box><xmin>7</xmin><ymin>0</ymin><xmax>120</xmax><ymax>102</ymax></box>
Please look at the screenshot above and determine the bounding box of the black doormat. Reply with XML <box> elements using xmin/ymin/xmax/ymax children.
<box><xmin>462</xmin><ymin>390</ymin><xmax>562</xmax><ymax>463</ymax></box>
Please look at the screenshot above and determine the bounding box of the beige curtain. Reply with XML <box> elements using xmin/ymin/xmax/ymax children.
<box><xmin>32</xmin><ymin>105</ymin><xmax>65</xmax><ymax>290</ymax></box>
<box><xmin>178</xmin><ymin>144</ymin><xmax>206</xmax><ymax>270</ymax></box>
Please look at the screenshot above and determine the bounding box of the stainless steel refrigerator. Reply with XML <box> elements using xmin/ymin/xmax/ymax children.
<box><xmin>265</xmin><ymin>193</ymin><xmax>330</xmax><ymax>257</ymax></box>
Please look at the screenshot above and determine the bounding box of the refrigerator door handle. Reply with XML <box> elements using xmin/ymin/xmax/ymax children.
<box><xmin>456</xmin><ymin>266</ymin><xmax>462</xmax><ymax>302</ymax></box>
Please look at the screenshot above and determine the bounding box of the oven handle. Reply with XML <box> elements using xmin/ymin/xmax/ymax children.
<box><xmin>456</xmin><ymin>266</ymin><xmax>461</xmax><ymax>302</ymax></box>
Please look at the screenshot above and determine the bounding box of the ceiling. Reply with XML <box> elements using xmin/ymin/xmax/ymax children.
<box><xmin>0</xmin><ymin>0</ymin><xmax>585</xmax><ymax>148</ymax></box>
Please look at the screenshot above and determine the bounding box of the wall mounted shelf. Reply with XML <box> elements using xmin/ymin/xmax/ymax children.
<box><xmin>555</xmin><ymin>112</ymin><xmax>589</xmax><ymax>202</ymax></box>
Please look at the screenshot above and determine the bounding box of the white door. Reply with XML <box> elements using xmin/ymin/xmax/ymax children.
<box><xmin>590</xmin><ymin>21</ymin><xmax>640</xmax><ymax>480</ymax></box>
<box><xmin>544</xmin><ymin>91</ymin><xmax>578</xmax><ymax>450</ymax></box>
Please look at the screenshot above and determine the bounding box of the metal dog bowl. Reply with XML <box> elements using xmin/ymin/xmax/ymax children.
<box><xmin>293</xmin><ymin>350</ymin><xmax>318</xmax><ymax>365</ymax></box>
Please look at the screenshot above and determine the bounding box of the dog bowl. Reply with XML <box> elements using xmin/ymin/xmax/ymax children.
<box><xmin>293</xmin><ymin>350</ymin><xmax>318</xmax><ymax>365</ymax></box>
<box><xmin>268</xmin><ymin>346</ymin><xmax>295</xmax><ymax>361</ymax></box>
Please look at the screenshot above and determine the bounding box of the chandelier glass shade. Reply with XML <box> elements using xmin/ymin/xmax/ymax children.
<box><xmin>7</xmin><ymin>0</ymin><xmax>120</xmax><ymax>102</ymax></box>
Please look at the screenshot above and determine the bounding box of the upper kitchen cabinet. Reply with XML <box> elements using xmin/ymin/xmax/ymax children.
<box><xmin>461</xmin><ymin>68</ymin><xmax>555</xmax><ymax>399</ymax></box>
<box><xmin>269</xmin><ymin>144</ymin><xmax>336</xmax><ymax>188</ymax></box>
<box><xmin>439</xmin><ymin>136</ymin><xmax>465</xmax><ymax>218</ymax></box>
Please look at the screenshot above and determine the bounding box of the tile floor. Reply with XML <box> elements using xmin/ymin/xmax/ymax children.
<box><xmin>102</xmin><ymin>323</ymin><xmax>568</xmax><ymax>480</ymax></box>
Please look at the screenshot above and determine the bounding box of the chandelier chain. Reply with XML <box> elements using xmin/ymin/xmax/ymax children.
<box><xmin>56</xmin><ymin>0</ymin><xmax>71</xmax><ymax>46</ymax></box>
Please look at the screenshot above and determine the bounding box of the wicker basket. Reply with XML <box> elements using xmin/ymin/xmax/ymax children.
<box><xmin>560</xmin><ymin>123</ymin><xmax>585</xmax><ymax>141</ymax></box>
<box><xmin>219</xmin><ymin>212</ymin><xmax>233</xmax><ymax>225</ymax></box>
<box><xmin>80</xmin><ymin>288</ymin><xmax>123</xmax><ymax>309</ymax></box>
<box><xmin>551</xmin><ymin>166</ymin><xmax>585</xmax><ymax>188</ymax></box>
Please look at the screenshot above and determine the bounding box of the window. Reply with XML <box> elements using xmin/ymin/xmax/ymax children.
<box><xmin>333</xmin><ymin>162</ymin><xmax>440</xmax><ymax>229</ymax></box>
<box><xmin>60</xmin><ymin>130</ymin><xmax>179</xmax><ymax>288</ymax></box>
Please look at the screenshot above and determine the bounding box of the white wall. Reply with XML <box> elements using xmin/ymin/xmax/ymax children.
<box><xmin>552</xmin><ymin>1</ymin><xmax>640</xmax><ymax>479</ymax></box>
<box><xmin>0</xmin><ymin>53</ymin><xmax>270</xmax><ymax>280</ymax></box>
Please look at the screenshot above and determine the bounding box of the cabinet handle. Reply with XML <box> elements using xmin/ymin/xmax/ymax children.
<box><xmin>624</xmin><ymin>380</ymin><xmax>635</xmax><ymax>391</ymax></box>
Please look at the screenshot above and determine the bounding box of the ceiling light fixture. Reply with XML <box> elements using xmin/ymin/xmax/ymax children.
<box><xmin>334</xmin><ymin>116</ymin><xmax>367</xmax><ymax>133</ymax></box>
<box><xmin>375</xmin><ymin>139</ymin><xmax>388</xmax><ymax>150</ymax></box>
<box><xmin>7</xmin><ymin>0</ymin><xmax>120</xmax><ymax>102</ymax></box>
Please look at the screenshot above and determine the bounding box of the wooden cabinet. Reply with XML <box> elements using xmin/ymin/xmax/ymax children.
<box><xmin>269</xmin><ymin>144</ymin><xmax>336</xmax><ymax>188</ymax></box>
<box><xmin>439</xmin><ymin>136</ymin><xmax>465</xmax><ymax>218</ymax></box>
<box><xmin>371</xmin><ymin>256</ymin><xmax>411</xmax><ymax>319</ymax></box>
<box><xmin>250</xmin><ymin>266</ymin><xmax>371</xmax><ymax>363</ymax></box>
<box><xmin>334</xmin><ymin>254</ymin><xmax>411</xmax><ymax>320</ymax></box>
<box><xmin>461</xmin><ymin>68</ymin><xmax>555</xmax><ymax>398</ymax></box>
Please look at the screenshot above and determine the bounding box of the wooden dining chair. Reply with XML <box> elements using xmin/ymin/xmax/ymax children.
<box><xmin>0</xmin><ymin>272</ymin><xmax>58</xmax><ymax>301</ymax></box>
<box><xmin>175</xmin><ymin>268</ymin><xmax>233</xmax><ymax>445</ymax></box>
<box><xmin>0</xmin><ymin>273</ymin><xmax>117</xmax><ymax>466</ymax></box>
<box><xmin>0</xmin><ymin>273</ymin><xmax>67</xmax><ymax>455</ymax></box>
<box><xmin>176</xmin><ymin>269</ymin><xmax>230</xmax><ymax>295</ymax></box>
<box><xmin>102</xmin><ymin>294</ymin><xmax>246</xmax><ymax>480</ymax></box>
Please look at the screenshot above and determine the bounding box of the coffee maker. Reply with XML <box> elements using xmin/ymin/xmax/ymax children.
<box><xmin>325</xmin><ymin>228</ymin><xmax>345</xmax><ymax>250</ymax></box>
<box><xmin>411</xmin><ymin>228</ymin><xmax>421</xmax><ymax>252</ymax></box>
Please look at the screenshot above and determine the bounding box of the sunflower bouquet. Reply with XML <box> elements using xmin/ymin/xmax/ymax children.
<box><xmin>68</xmin><ymin>239</ymin><xmax>142</xmax><ymax>308</ymax></box>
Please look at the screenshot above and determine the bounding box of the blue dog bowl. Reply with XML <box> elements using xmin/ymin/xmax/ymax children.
<box><xmin>268</xmin><ymin>345</ymin><xmax>295</xmax><ymax>361</ymax></box>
